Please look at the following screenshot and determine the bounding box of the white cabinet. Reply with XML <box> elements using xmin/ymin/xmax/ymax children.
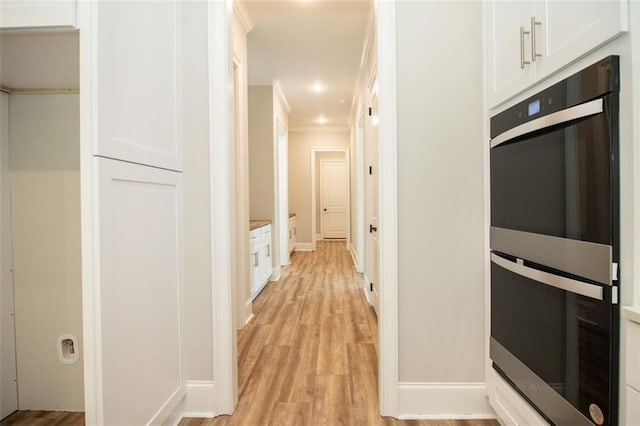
<box><xmin>628</xmin><ymin>319</ymin><xmax>640</xmax><ymax>391</ymax></box>
<box><xmin>486</xmin><ymin>0</ymin><xmax>628</xmax><ymax>107</ymax></box>
<box><xmin>620</xmin><ymin>306</ymin><xmax>640</xmax><ymax>425</ymax></box>
<box><xmin>288</xmin><ymin>215</ymin><xmax>296</xmax><ymax>254</ymax></box>
<box><xmin>96</xmin><ymin>157</ymin><xmax>184</xmax><ymax>425</ymax></box>
<box><xmin>96</xmin><ymin>1</ymin><xmax>182</xmax><ymax>171</ymax></box>
<box><xmin>250</xmin><ymin>223</ymin><xmax>272</xmax><ymax>299</ymax></box>
<box><xmin>0</xmin><ymin>1</ymin><xmax>76</xmax><ymax>29</ymax></box>
<box><xmin>628</xmin><ymin>386</ymin><xmax>640</xmax><ymax>426</ymax></box>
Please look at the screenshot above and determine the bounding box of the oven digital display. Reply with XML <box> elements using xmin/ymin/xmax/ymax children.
<box><xmin>528</xmin><ymin>99</ymin><xmax>541</xmax><ymax>116</ymax></box>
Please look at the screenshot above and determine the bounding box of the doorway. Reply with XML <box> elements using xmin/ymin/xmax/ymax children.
<box><xmin>311</xmin><ymin>149</ymin><xmax>350</xmax><ymax>251</ymax></box>
<box><xmin>0</xmin><ymin>31</ymin><xmax>84</xmax><ymax>419</ymax></box>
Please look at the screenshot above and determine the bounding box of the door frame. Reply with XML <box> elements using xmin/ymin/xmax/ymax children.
<box><xmin>375</xmin><ymin>0</ymin><xmax>399</xmax><ymax>416</ymax></box>
<box><xmin>310</xmin><ymin>148</ymin><xmax>350</xmax><ymax>251</ymax></box>
<box><xmin>209</xmin><ymin>0</ymin><xmax>399</xmax><ymax>418</ymax></box>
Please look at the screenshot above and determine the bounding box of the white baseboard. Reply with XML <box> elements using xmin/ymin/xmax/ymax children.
<box><xmin>362</xmin><ymin>273</ymin><xmax>372</xmax><ymax>305</ymax></box>
<box><xmin>398</xmin><ymin>382</ymin><xmax>496</xmax><ymax>419</ymax></box>
<box><xmin>182</xmin><ymin>381</ymin><xmax>216</xmax><ymax>419</ymax></box>
<box><xmin>349</xmin><ymin>244</ymin><xmax>361</xmax><ymax>271</ymax></box>
<box><xmin>149</xmin><ymin>385</ymin><xmax>186</xmax><ymax>425</ymax></box>
<box><xmin>295</xmin><ymin>242</ymin><xmax>314</xmax><ymax>251</ymax></box>
<box><xmin>271</xmin><ymin>266</ymin><xmax>282</xmax><ymax>281</ymax></box>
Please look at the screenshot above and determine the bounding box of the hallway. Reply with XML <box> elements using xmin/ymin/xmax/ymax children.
<box><xmin>182</xmin><ymin>241</ymin><xmax>498</xmax><ymax>425</ymax></box>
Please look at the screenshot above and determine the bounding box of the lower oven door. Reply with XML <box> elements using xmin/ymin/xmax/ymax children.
<box><xmin>490</xmin><ymin>252</ymin><xmax>617</xmax><ymax>426</ymax></box>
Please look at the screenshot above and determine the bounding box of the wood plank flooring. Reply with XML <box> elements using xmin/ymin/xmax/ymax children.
<box><xmin>0</xmin><ymin>411</ymin><xmax>84</xmax><ymax>425</ymax></box>
<box><xmin>182</xmin><ymin>241</ymin><xmax>499</xmax><ymax>426</ymax></box>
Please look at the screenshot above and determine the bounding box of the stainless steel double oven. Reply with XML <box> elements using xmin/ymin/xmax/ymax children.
<box><xmin>490</xmin><ymin>56</ymin><xmax>620</xmax><ymax>425</ymax></box>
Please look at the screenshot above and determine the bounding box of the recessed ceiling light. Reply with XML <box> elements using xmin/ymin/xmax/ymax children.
<box><xmin>311</xmin><ymin>82</ymin><xmax>325</xmax><ymax>93</ymax></box>
<box><xmin>315</xmin><ymin>116</ymin><xmax>328</xmax><ymax>125</ymax></box>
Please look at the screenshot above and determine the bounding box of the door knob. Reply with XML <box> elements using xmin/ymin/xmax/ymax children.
<box><xmin>323</xmin><ymin>208</ymin><xmax>327</xmax><ymax>212</ymax></box>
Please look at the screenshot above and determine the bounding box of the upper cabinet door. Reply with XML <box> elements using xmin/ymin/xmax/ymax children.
<box><xmin>486</xmin><ymin>0</ymin><xmax>628</xmax><ymax>108</ymax></box>
<box><xmin>486</xmin><ymin>1</ymin><xmax>536</xmax><ymax>107</ymax></box>
<box><xmin>0</xmin><ymin>1</ymin><xmax>76</xmax><ymax>29</ymax></box>
<box><xmin>535</xmin><ymin>0</ymin><xmax>628</xmax><ymax>79</ymax></box>
<box><xmin>96</xmin><ymin>1</ymin><xmax>182</xmax><ymax>171</ymax></box>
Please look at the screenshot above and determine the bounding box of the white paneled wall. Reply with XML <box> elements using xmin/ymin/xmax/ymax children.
<box><xmin>97</xmin><ymin>158</ymin><xmax>183</xmax><ymax>425</ymax></box>
<box><xmin>82</xmin><ymin>0</ymin><xmax>187</xmax><ymax>422</ymax></box>
<box><xmin>96</xmin><ymin>1</ymin><xmax>182</xmax><ymax>171</ymax></box>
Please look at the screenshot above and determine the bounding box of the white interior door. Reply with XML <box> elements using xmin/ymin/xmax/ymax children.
<box><xmin>320</xmin><ymin>158</ymin><xmax>347</xmax><ymax>239</ymax></box>
<box><xmin>0</xmin><ymin>92</ymin><xmax>18</xmax><ymax>419</ymax></box>
<box><xmin>365</xmin><ymin>91</ymin><xmax>379</xmax><ymax>315</ymax></box>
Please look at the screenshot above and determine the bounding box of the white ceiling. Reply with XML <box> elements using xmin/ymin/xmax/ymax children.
<box><xmin>245</xmin><ymin>0</ymin><xmax>372</xmax><ymax>129</ymax></box>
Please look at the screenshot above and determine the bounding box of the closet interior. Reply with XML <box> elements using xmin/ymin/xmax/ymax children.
<box><xmin>0</xmin><ymin>30</ymin><xmax>83</xmax><ymax>419</ymax></box>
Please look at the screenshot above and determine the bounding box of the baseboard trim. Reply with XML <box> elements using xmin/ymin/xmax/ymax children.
<box><xmin>182</xmin><ymin>381</ymin><xmax>216</xmax><ymax>419</ymax></box>
<box><xmin>271</xmin><ymin>266</ymin><xmax>282</xmax><ymax>281</ymax></box>
<box><xmin>398</xmin><ymin>382</ymin><xmax>496</xmax><ymax>419</ymax></box>
<box><xmin>362</xmin><ymin>273</ymin><xmax>372</xmax><ymax>305</ymax></box>
<box><xmin>349</xmin><ymin>244</ymin><xmax>361</xmax><ymax>271</ymax></box>
<box><xmin>148</xmin><ymin>384</ymin><xmax>186</xmax><ymax>425</ymax></box>
<box><xmin>295</xmin><ymin>242</ymin><xmax>314</xmax><ymax>251</ymax></box>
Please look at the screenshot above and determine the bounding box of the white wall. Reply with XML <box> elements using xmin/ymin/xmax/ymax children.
<box><xmin>182</xmin><ymin>0</ymin><xmax>213</xmax><ymax>382</ymax></box>
<box><xmin>288</xmin><ymin>130</ymin><xmax>350</xmax><ymax>244</ymax></box>
<box><xmin>9</xmin><ymin>94</ymin><xmax>84</xmax><ymax>411</ymax></box>
<box><xmin>395</xmin><ymin>0</ymin><xmax>486</xmax><ymax>389</ymax></box>
<box><xmin>248</xmin><ymin>86</ymin><xmax>274</xmax><ymax>220</ymax></box>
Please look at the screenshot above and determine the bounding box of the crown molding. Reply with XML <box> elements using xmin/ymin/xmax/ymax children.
<box><xmin>273</xmin><ymin>79</ymin><xmax>292</xmax><ymax>114</ymax></box>
<box><xmin>233</xmin><ymin>0</ymin><xmax>254</xmax><ymax>33</ymax></box>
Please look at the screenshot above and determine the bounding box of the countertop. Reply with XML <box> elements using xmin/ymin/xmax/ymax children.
<box><xmin>250</xmin><ymin>219</ymin><xmax>272</xmax><ymax>231</ymax></box>
<box><xmin>622</xmin><ymin>306</ymin><xmax>640</xmax><ymax>324</ymax></box>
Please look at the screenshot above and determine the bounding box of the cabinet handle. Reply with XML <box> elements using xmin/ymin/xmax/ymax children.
<box><xmin>266</xmin><ymin>244</ymin><xmax>270</xmax><ymax>257</ymax></box>
<box><xmin>520</xmin><ymin>26</ymin><xmax>530</xmax><ymax>69</ymax></box>
<box><xmin>254</xmin><ymin>252</ymin><xmax>259</xmax><ymax>267</ymax></box>
<box><xmin>530</xmin><ymin>17</ymin><xmax>541</xmax><ymax>62</ymax></box>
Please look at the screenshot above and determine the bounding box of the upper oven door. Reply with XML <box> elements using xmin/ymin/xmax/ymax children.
<box><xmin>490</xmin><ymin>96</ymin><xmax>616</xmax><ymax>285</ymax></box>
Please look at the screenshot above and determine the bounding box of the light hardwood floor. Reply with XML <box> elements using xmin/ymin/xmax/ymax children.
<box><xmin>0</xmin><ymin>411</ymin><xmax>84</xmax><ymax>425</ymax></box>
<box><xmin>182</xmin><ymin>241</ymin><xmax>499</xmax><ymax>426</ymax></box>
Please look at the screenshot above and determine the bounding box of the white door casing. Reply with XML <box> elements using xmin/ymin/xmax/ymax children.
<box><xmin>277</xmin><ymin>123</ymin><xmax>289</xmax><ymax>267</ymax></box>
<box><xmin>365</xmin><ymin>89</ymin><xmax>380</xmax><ymax>315</ymax></box>
<box><xmin>320</xmin><ymin>158</ymin><xmax>347</xmax><ymax>239</ymax></box>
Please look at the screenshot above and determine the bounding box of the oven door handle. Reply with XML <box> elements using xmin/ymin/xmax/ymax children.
<box><xmin>491</xmin><ymin>253</ymin><xmax>603</xmax><ymax>300</ymax></box>
<box><xmin>490</xmin><ymin>98</ymin><xmax>603</xmax><ymax>148</ymax></box>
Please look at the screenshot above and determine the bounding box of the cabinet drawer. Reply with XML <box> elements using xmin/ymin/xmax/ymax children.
<box><xmin>627</xmin><ymin>319</ymin><xmax>640</xmax><ymax>391</ymax></box>
<box><xmin>261</xmin><ymin>224</ymin><xmax>271</xmax><ymax>240</ymax></box>
<box><xmin>627</xmin><ymin>386</ymin><xmax>640</xmax><ymax>425</ymax></box>
<box><xmin>250</xmin><ymin>228</ymin><xmax>261</xmax><ymax>245</ymax></box>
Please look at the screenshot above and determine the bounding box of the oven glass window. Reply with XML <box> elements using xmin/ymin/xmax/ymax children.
<box><xmin>491</xmin><ymin>261</ymin><xmax>612</xmax><ymax>424</ymax></box>
<box><xmin>491</xmin><ymin>112</ymin><xmax>612</xmax><ymax>245</ymax></box>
